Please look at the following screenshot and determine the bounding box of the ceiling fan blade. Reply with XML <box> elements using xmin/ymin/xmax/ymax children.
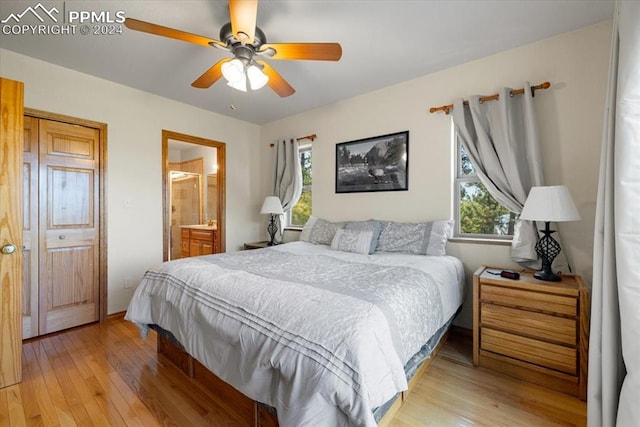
<box><xmin>259</xmin><ymin>43</ymin><xmax>342</xmax><ymax>61</ymax></box>
<box><xmin>125</xmin><ymin>18</ymin><xmax>226</xmax><ymax>48</ymax></box>
<box><xmin>257</xmin><ymin>61</ymin><xmax>295</xmax><ymax>97</ymax></box>
<box><xmin>191</xmin><ymin>59</ymin><xmax>231</xmax><ymax>88</ymax></box>
<box><xmin>229</xmin><ymin>0</ymin><xmax>257</xmax><ymax>44</ymax></box>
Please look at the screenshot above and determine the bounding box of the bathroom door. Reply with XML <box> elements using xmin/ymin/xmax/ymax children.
<box><xmin>0</xmin><ymin>77</ymin><xmax>24</xmax><ymax>388</ymax></box>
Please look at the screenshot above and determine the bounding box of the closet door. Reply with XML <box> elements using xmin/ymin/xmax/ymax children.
<box><xmin>22</xmin><ymin>116</ymin><xmax>39</xmax><ymax>339</ymax></box>
<box><xmin>38</xmin><ymin>119</ymin><xmax>100</xmax><ymax>334</ymax></box>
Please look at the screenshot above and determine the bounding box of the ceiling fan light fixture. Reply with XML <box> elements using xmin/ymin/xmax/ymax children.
<box><xmin>227</xmin><ymin>76</ymin><xmax>247</xmax><ymax>92</ymax></box>
<box><xmin>247</xmin><ymin>64</ymin><xmax>269</xmax><ymax>90</ymax></box>
<box><xmin>125</xmin><ymin>0</ymin><xmax>342</xmax><ymax>97</ymax></box>
<box><xmin>221</xmin><ymin>58</ymin><xmax>245</xmax><ymax>83</ymax></box>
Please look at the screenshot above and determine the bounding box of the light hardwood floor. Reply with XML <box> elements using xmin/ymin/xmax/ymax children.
<box><xmin>0</xmin><ymin>317</ymin><xmax>586</xmax><ymax>426</ymax></box>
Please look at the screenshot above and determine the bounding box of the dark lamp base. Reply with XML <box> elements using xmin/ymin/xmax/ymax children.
<box><xmin>266</xmin><ymin>214</ymin><xmax>279</xmax><ymax>247</ymax></box>
<box><xmin>533</xmin><ymin>221</ymin><xmax>562</xmax><ymax>282</ymax></box>
<box><xmin>534</xmin><ymin>269</ymin><xmax>561</xmax><ymax>282</ymax></box>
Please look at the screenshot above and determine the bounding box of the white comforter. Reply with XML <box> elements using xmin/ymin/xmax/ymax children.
<box><xmin>125</xmin><ymin>241</ymin><xmax>464</xmax><ymax>426</ymax></box>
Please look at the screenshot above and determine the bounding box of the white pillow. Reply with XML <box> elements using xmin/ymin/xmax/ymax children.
<box><xmin>300</xmin><ymin>216</ymin><xmax>344</xmax><ymax>245</ymax></box>
<box><xmin>330</xmin><ymin>229</ymin><xmax>375</xmax><ymax>255</ymax></box>
<box><xmin>299</xmin><ymin>215</ymin><xmax>318</xmax><ymax>242</ymax></box>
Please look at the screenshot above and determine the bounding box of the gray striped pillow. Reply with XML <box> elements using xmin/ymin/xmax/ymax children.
<box><xmin>330</xmin><ymin>229</ymin><xmax>375</xmax><ymax>255</ymax></box>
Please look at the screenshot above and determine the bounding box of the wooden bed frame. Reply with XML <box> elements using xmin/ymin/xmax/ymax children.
<box><xmin>156</xmin><ymin>329</ymin><xmax>450</xmax><ymax>426</ymax></box>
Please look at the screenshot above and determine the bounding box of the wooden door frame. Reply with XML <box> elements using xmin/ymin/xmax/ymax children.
<box><xmin>25</xmin><ymin>108</ymin><xmax>108</xmax><ymax>323</ymax></box>
<box><xmin>162</xmin><ymin>130</ymin><xmax>226</xmax><ymax>261</ymax></box>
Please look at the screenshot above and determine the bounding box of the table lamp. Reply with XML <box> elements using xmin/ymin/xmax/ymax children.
<box><xmin>520</xmin><ymin>185</ymin><xmax>581</xmax><ymax>281</ymax></box>
<box><xmin>260</xmin><ymin>196</ymin><xmax>284</xmax><ymax>246</ymax></box>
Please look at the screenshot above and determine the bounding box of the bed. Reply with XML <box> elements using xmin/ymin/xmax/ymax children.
<box><xmin>125</xmin><ymin>219</ymin><xmax>464</xmax><ymax>426</ymax></box>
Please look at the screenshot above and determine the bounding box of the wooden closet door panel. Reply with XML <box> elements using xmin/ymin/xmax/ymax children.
<box><xmin>39</xmin><ymin>120</ymin><xmax>99</xmax><ymax>334</ymax></box>
<box><xmin>22</xmin><ymin>116</ymin><xmax>39</xmax><ymax>339</ymax></box>
<box><xmin>44</xmin><ymin>245</ymin><xmax>97</xmax><ymax>330</ymax></box>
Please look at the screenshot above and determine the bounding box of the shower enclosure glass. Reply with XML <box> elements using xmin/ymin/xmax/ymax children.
<box><xmin>169</xmin><ymin>171</ymin><xmax>202</xmax><ymax>260</ymax></box>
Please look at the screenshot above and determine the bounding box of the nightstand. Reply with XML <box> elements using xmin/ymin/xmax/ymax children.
<box><xmin>473</xmin><ymin>266</ymin><xmax>589</xmax><ymax>400</ymax></box>
<box><xmin>243</xmin><ymin>241</ymin><xmax>270</xmax><ymax>250</ymax></box>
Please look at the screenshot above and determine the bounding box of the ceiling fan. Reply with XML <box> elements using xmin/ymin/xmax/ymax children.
<box><xmin>124</xmin><ymin>0</ymin><xmax>342</xmax><ymax>97</ymax></box>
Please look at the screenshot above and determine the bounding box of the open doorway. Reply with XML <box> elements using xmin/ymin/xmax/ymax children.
<box><xmin>162</xmin><ymin>130</ymin><xmax>226</xmax><ymax>261</ymax></box>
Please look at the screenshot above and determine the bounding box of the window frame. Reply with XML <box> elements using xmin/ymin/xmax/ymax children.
<box><xmin>285</xmin><ymin>144</ymin><xmax>312</xmax><ymax>229</ymax></box>
<box><xmin>452</xmin><ymin>124</ymin><xmax>513</xmax><ymax>242</ymax></box>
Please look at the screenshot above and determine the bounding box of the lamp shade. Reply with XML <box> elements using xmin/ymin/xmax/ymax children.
<box><xmin>227</xmin><ymin>77</ymin><xmax>247</xmax><ymax>92</ymax></box>
<box><xmin>221</xmin><ymin>59</ymin><xmax>244</xmax><ymax>83</ymax></box>
<box><xmin>247</xmin><ymin>65</ymin><xmax>269</xmax><ymax>90</ymax></box>
<box><xmin>520</xmin><ymin>185</ymin><xmax>581</xmax><ymax>222</ymax></box>
<box><xmin>260</xmin><ymin>196</ymin><xmax>284</xmax><ymax>215</ymax></box>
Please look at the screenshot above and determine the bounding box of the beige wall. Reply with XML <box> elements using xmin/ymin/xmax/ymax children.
<box><xmin>259</xmin><ymin>21</ymin><xmax>612</xmax><ymax>327</ymax></box>
<box><xmin>0</xmin><ymin>49</ymin><xmax>261</xmax><ymax>313</ymax></box>
<box><xmin>1</xmin><ymin>21</ymin><xmax>611</xmax><ymax>322</ymax></box>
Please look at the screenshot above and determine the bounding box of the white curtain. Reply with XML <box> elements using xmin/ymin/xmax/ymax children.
<box><xmin>452</xmin><ymin>85</ymin><xmax>569</xmax><ymax>270</ymax></box>
<box><xmin>271</xmin><ymin>139</ymin><xmax>302</xmax><ymax>236</ymax></box>
<box><xmin>272</xmin><ymin>138</ymin><xmax>302</xmax><ymax>211</ymax></box>
<box><xmin>588</xmin><ymin>2</ymin><xmax>640</xmax><ymax>426</ymax></box>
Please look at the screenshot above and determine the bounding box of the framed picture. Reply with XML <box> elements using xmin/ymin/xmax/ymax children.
<box><xmin>335</xmin><ymin>131</ymin><xmax>409</xmax><ymax>193</ymax></box>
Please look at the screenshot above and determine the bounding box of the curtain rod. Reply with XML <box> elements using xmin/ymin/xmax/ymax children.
<box><xmin>429</xmin><ymin>81</ymin><xmax>551</xmax><ymax>115</ymax></box>
<box><xmin>296</xmin><ymin>133</ymin><xmax>317</xmax><ymax>142</ymax></box>
<box><xmin>269</xmin><ymin>133</ymin><xmax>317</xmax><ymax>147</ymax></box>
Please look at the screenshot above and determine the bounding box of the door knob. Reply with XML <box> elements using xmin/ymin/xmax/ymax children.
<box><xmin>1</xmin><ymin>243</ymin><xmax>17</xmax><ymax>254</ymax></box>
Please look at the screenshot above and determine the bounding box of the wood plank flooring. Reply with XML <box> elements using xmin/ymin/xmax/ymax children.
<box><xmin>0</xmin><ymin>317</ymin><xmax>586</xmax><ymax>426</ymax></box>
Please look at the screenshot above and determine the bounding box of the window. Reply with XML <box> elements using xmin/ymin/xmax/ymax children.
<box><xmin>453</xmin><ymin>128</ymin><xmax>516</xmax><ymax>239</ymax></box>
<box><xmin>289</xmin><ymin>146</ymin><xmax>312</xmax><ymax>227</ymax></box>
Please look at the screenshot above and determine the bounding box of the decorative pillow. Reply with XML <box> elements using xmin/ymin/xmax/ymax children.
<box><xmin>330</xmin><ymin>229</ymin><xmax>375</xmax><ymax>255</ymax></box>
<box><xmin>300</xmin><ymin>216</ymin><xmax>344</xmax><ymax>245</ymax></box>
<box><xmin>299</xmin><ymin>215</ymin><xmax>318</xmax><ymax>242</ymax></box>
<box><xmin>344</xmin><ymin>220</ymin><xmax>382</xmax><ymax>254</ymax></box>
<box><xmin>376</xmin><ymin>220</ymin><xmax>453</xmax><ymax>255</ymax></box>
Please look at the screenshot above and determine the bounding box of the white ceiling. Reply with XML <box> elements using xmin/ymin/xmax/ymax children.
<box><xmin>0</xmin><ymin>0</ymin><xmax>613</xmax><ymax>125</ymax></box>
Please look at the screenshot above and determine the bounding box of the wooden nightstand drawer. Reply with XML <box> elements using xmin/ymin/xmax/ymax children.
<box><xmin>473</xmin><ymin>266</ymin><xmax>589</xmax><ymax>399</ymax></box>
<box><xmin>481</xmin><ymin>284</ymin><xmax>577</xmax><ymax>316</ymax></box>
<box><xmin>481</xmin><ymin>328</ymin><xmax>577</xmax><ymax>375</ymax></box>
<box><xmin>481</xmin><ymin>302</ymin><xmax>576</xmax><ymax>345</ymax></box>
